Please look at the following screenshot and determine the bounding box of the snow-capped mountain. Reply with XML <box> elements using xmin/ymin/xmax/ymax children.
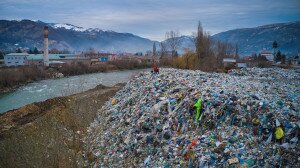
<box><xmin>49</xmin><ymin>23</ymin><xmax>87</xmax><ymax>32</ymax></box>
<box><xmin>0</xmin><ymin>19</ymin><xmax>155</xmax><ymax>53</ymax></box>
<box><xmin>48</xmin><ymin>23</ymin><xmax>108</xmax><ymax>33</ymax></box>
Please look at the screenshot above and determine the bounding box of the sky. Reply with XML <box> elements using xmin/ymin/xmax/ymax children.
<box><xmin>0</xmin><ymin>0</ymin><xmax>299</xmax><ymax>41</ymax></box>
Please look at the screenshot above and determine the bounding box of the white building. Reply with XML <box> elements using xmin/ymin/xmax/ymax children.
<box><xmin>237</xmin><ymin>63</ymin><xmax>247</xmax><ymax>68</ymax></box>
<box><xmin>291</xmin><ymin>55</ymin><xmax>300</xmax><ymax>66</ymax></box>
<box><xmin>223</xmin><ymin>58</ymin><xmax>237</xmax><ymax>67</ymax></box>
<box><xmin>4</xmin><ymin>53</ymin><xmax>29</xmax><ymax>66</ymax></box>
<box><xmin>260</xmin><ymin>50</ymin><xmax>274</xmax><ymax>62</ymax></box>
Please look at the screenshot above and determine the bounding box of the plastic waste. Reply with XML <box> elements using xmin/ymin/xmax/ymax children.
<box><xmin>111</xmin><ymin>98</ymin><xmax>117</xmax><ymax>105</ymax></box>
<box><xmin>144</xmin><ymin>156</ymin><xmax>151</xmax><ymax>164</ymax></box>
<box><xmin>228</xmin><ymin>157</ymin><xmax>239</xmax><ymax>164</ymax></box>
<box><xmin>275</xmin><ymin>127</ymin><xmax>284</xmax><ymax>140</ymax></box>
<box><xmin>276</xmin><ymin>119</ymin><xmax>280</xmax><ymax>127</ymax></box>
<box><xmin>266</xmin><ymin>134</ymin><xmax>272</xmax><ymax>145</ymax></box>
<box><xmin>81</xmin><ymin>68</ymin><xmax>300</xmax><ymax>167</ymax></box>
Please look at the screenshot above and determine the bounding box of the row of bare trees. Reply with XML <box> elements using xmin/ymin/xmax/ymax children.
<box><xmin>0</xmin><ymin>66</ymin><xmax>49</xmax><ymax>90</ymax></box>
<box><xmin>161</xmin><ymin>21</ymin><xmax>239</xmax><ymax>71</ymax></box>
<box><xmin>159</xmin><ymin>30</ymin><xmax>182</xmax><ymax>61</ymax></box>
<box><xmin>0</xmin><ymin>59</ymin><xmax>151</xmax><ymax>92</ymax></box>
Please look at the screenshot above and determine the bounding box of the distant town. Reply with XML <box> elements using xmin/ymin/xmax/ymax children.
<box><xmin>0</xmin><ymin>22</ymin><xmax>299</xmax><ymax>94</ymax></box>
<box><xmin>1</xmin><ymin>24</ymin><xmax>299</xmax><ymax>68</ymax></box>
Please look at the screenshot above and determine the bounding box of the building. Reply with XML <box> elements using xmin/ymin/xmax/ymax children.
<box><xmin>108</xmin><ymin>54</ymin><xmax>117</xmax><ymax>61</ymax></box>
<box><xmin>242</xmin><ymin>55</ymin><xmax>254</xmax><ymax>62</ymax></box>
<box><xmin>4</xmin><ymin>53</ymin><xmax>29</xmax><ymax>66</ymax></box>
<box><xmin>0</xmin><ymin>59</ymin><xmax>5</xmax><ymax>67</ymax></box>
<box><xmin>26</xmin><ymin>54</ymin><xmax>90</xmax><ymax>66</ymax></box>
<box><xmin>99</xmin><ymin>57</ymin><xmax>108</xmax><ymax>61</ymax></box>
<box><xmin>260</xmin><ymin>50</ymin><xmax>274</xmax><ymax>62</ymax></box>
<box><xmin>223</xmin><ymin>58</ymin><xmax>236</xmax><ymax>68</ymax></box>
<box><xmin>237</xmin><ymin>63</ymin><xmax>247</xmax><ymax>68</ymax></box>
<box><xmin>291</xmin><ymin>55</ymin><xmax>300</xmax><ymax>66</ymax></box>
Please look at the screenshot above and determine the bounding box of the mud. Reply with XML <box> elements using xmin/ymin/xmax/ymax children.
<box><xmin>0</xmin><ymin>83</ymin><xmax>124</xmax><ymax>168</ymax></box>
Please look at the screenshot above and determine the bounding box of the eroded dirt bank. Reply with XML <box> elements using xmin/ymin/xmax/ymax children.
<box><xmin>0</xmin><ymin>83</ymin><xmax>124</xmax><ymax>168</ymax></box>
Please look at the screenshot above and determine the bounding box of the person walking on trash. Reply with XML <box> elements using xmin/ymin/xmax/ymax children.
<box><xmin>194</xmin><ymin>98</ymin><xmax>202</xmax><ymax>123</ymax></box>
<box><xmin>152</xmin><ymin>65</ymin><xmax>159</xmax><ymax>74</ymax></box>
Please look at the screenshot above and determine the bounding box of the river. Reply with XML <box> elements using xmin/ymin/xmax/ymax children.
<box><xmin>0</xmin><ymin>69</ymin><xmax>149</xmax><ymax>113</ymax></box>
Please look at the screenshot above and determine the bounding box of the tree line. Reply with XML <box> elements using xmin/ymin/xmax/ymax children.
<box><xmin>158</xmin><ymin>21</ymin><xmax>293</xmax><ymax>70</ymax></box>
<box><xmin>159</xmin><ymin>21</ymin><xmax>239</xmax><ymax>71</ymax></box>
<box><xmin>272</xmin><ymin>41</ymin><xmax>286</xmax><ymax>64</ymax></box>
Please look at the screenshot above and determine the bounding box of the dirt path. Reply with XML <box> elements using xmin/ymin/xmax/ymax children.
<box><xmin>0</xmin><ymin>83</ymin><xmax>124</xmax><ymax>168</ymax></box>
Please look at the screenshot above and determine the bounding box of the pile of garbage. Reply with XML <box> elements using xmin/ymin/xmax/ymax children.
<box><xmin>82</xmin><ymin>68</ymin><xmax>300</xmax><ymax>167</ymax></box>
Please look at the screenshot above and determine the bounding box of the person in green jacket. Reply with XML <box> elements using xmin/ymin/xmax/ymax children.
<box><xmin>194</xmin><ymin>99</ymin><xmax>202</xmax><ymax>123</ymax></box>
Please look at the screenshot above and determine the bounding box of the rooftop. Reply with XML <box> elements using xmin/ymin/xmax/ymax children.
<box><xmin>27</xmin><ymin>54</ymin><xmax>80</xmax><ymax>60</ymax></box>
<box><xmin>6</xmin><ymin>53</ymin><xmax>29</xmax><ymax>56</ymax></box>
<box><xmin>223</xmin><ymin>58</ymin><xmax>237</xmax><ymax>63</ymax></box>
<box><xmin>260</xmin><ymin>50</ymin><xmax>273</xmax><ymax>54</ymax></box>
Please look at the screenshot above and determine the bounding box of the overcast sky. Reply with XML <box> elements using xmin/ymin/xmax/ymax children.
<box><xmin>0</xmin><ymin>0</ymin><xmax>299</xmax><ymax>41</ymax></box>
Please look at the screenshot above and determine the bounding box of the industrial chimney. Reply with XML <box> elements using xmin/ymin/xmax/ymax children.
<box><xmin>43</xmin><ymin>26</ymin><xmax>49</xmax><ymax>66</ymax></box>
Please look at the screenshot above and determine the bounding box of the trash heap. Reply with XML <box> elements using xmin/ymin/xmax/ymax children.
<box><xmin>82</xmin><ymin>68</ymin><xmax>300</xmax><ymax>167</ymax></box>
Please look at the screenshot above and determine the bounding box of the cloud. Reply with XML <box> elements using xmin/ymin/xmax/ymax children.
<box><xmin>0</xmin><ymin>0</ymin><xmax>299</xmax><ymax>41</ymax></box>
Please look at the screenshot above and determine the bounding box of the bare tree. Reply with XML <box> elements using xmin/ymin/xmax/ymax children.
<box><xmin>153</xmin><ymin>42</ymin><xmax>156</xmax><ymax>56</ymax></box>
<box><xmin>165</xmin><ymin>30</ymin><xmax>182</xmax><ymax>58</ymax></box>
<box><xmin>160</xmin><ymin>42</ymin><xmax>167</xmax><ymax>59</ymax></box>
<box><xmin>235</xmin><ymin>43</ymin><xmax>239</xmax><ymax>60</ymax></box>
<box><xmin>194</xmin><ymin>21</ymin><xmax>217</xmax><ymax>71</ymax></box>
<box><xmin>183</xmin><ymin>49</ymin><xmax>195</xmax><ymax>69</ymax></box>
<box><xmin>152</xmin><ymin>42</ymin><xmax>156</xmax><ymax>65</ymax></box>
<box><xmin>195</xmin><ymin>21</ymin><xmax>203</xmax><ymax>60</ymax></box>
<box><xmin>216</xmin><ymin>41</ymin><xmax>227</xmax><ymax>68</ymax></box>
<box><xmin>195</xmin><ymin>21</ymin><xmax>213</xmax><ymax>60</ymax></box>
<box><xmin>226</xmin><ymin>43</ymin><xmax>236</xmax><ymax>57</ymax></box>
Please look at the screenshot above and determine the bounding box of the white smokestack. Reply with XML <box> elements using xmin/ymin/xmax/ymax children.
<box><xmin>43</xmin><ymin>26</ymin><xmax>49</xmax><ymax>66</ymax></box>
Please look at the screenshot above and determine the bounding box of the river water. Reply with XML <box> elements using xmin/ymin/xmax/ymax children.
<box><xmin>0</xmin><ymin>69</ymin><xmax>149</xmax><ymax>113</ymax></box>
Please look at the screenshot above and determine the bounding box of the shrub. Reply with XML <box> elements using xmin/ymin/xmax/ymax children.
<box><xmin>0</xmin><ymin>66</ymin><xmax>49</xmax><ymax>89</ymax></box>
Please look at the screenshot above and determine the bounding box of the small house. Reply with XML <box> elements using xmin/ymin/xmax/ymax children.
<box><xmin>26</xmin><ymin>54</ymin><xmax>89</xmax><ymax>66</ymax></box>
<box><xmin>223</xmin><ymin>58</ymin><xmax>236</xmax><ymax>68</ymax></box>
<box><xmin>260</xmin><ymin>50</ymin><xmax>274</xmax><ymax>62</ymax></box>
<box><xmin>4</xmin><ymin>53</ymin><xmax>29</xmax><ymax>66</ymax></box>
<box><xmin>0</xmin><ymin>59</ymin><xmax>4</xmax><ymax>67</ymax></box>
<box><xmin>237</xmin><ymin>63</ymin><xmax>247</xmax><ymax>68</ymax></box>
<box><xmin>291</xmin><ymin>55</ymin><xmax>300</xmax><ymax>66</ymax></box>
<box><xmin>99</xmin><ymin>57</ymin><xmax>108</xmax><ymax>62</ymax></box>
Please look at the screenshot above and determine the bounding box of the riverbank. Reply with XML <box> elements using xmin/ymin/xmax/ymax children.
<box><xmin>0</xmin><ymin>60</ymin><xmax>151</xmax><ymax>94</ymax></box>
<box><xmin>0</xmin><ymin>68</ymin><xmax>147</xmax><ymax>113</ymax></box>
<box><xmin>0</xmin><ymin>83</ymin><xmax>125</xmax><ymax>168</ymax></box>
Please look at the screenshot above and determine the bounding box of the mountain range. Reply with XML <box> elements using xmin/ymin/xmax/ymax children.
<box><xmin>0</xmin><ymin>19</ymin><xmax>299</xmax><ymax>56</ymax></box>
<box><xmin>0</xmin><ymin>19</ymin><xmax>155</xmax><ymax>53</ymax></box>
<box><xmin>212</xmin><ymin>21</ymin><xmax>300</xmax><ymax>56</ymax></box>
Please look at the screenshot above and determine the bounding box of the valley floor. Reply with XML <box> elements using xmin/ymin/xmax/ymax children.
<box><xmin>0</xmin><ymin>68</ymin><xmax>299</xmax><ymax>167</ymax></box>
